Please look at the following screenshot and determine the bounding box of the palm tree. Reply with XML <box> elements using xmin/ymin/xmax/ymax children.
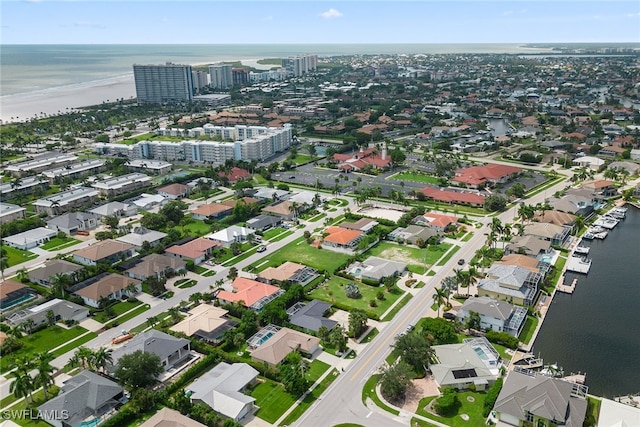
<box><xmin>16</xmin><ymin>267</ymin><xmax>29</xmax><ymax>283</ymax></box>
<box><xmin>168</xmin><ymin>307</ymin><xmax>181</xmax><ymax>323</ymax></box>
<box><xmin>453</xmin><ymin>268</ymin><xmax>467</xmax><ymax>296</ymax></box>
<box><xmin>24</xmin><ymin>319</ymin><xmax>36</xmax><ymax>335</ymax></box>
<box><xmin>51</xmin><ymin>273</ymin><xmax>70</xmax><ymax>298</ymax></box>
<box><xmin>9</xmin><ymin>368</ymin><xmax>34</xmax><ymax>405</ymax></box>
<box><xmin>91</xmin><ymin>347</ymin><xmax>113</xmax><ymax>373</ymax></box>
<box><xmin>502</xmin><ymin>224</ymin><xmax>512</xmax><ymax>250</ymax></box>
<box><xmin>146</xmin><ymin>315</ymin><xmax>159</xmax><ymax>329</ymax></box>
<box><xmin>432</xmin><ymin>287</ymin><xmax>448</xmax><ymax>317</ymax></box>
<box><xmin>71</xmin><ymin>346</ymin><xmax>95</xmax><ymax>370</ymax></box>
<box><xmin>7</xmin><ymin>324</ymin><xmax>24</xmax><ymax>339</ymax></box>
<box><xmin>0</xmin><ymin>251</ymin><xmax>8</xmax><ymax>281</ymax></box>
<box><xmin>33</xmin><ymin>352</ymin><xmax>55</xmax><ymax>399</ymax></box>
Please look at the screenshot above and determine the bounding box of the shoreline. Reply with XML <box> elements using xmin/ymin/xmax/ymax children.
<box><xmin>0</xmin><ymin>58</ymin><xmax>274</xmax><ymax>124</ymax></box>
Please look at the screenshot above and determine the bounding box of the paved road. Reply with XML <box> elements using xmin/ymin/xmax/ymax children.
<box><xmin>295</xmin><ymin>177</ymin><xmax>572</xmax><ymax>427</ymax></box>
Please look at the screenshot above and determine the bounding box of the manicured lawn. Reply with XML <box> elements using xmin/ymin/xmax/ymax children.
<box><xmin>436</xmin><ymin>244</ymin><xmax>460</xmax><ymax>266</ymax></box>
<box><xmin>361</xmin><ymin>327</ymin><xmax>379</xmax><ymax>343</ymax></box>
<box><xmin>40</xmin><ymin>237</ymin><xmax>81</xmax><ymax>251</ymax></box>
<box><xmin>280</xmin><ymin>369</ymin><xmax>339</xmax><ymax>425</ymax></box>
<box><xmin>362</xmin><ymin>374</ymin><xmax>399</xmax><ymax>415</ymax></box>
<box><xmin>519</xmin><ymin>315</ymin><xmax>539</xmax><ymax>344</ymax></box>
<box><xmin>392</xmin><ymin>172</ymin><xmax>441</xmax><ymax>185</ymax></box>
<box><xmin>247</xmin><ymin>237</ymin><xmax>350</xmax><ymax>274</ymax></box>
<box><xmin>8</xmin><ymin>385</ymin><xmax>60</xmax><ymax>427</ymax></box>
<box><xmin>366</xmin><ymin>241</ymin><xmax>452</xmax><ymax>274</ymax></box>
<box><xmin>93</xmin><ymin>300</ymin><xmax>142</xmax><ymax>323</ymax></box>
<box><xmin>176</xmin><ymin>279</ymin><xmax>197</xmax><ymax>289</ymax></box>
<box><xmin>269</xmin><ymin>229</ymin><xmax>294</xmax><ymax>242</ymax></box>
<box><xmin>307</xmin><ymin>359</ymin><xmax>330</xmax><ymax>382</ymax></box>
<box><xmin>202</xmin><ymin>269</ymin><xmax>216</xmax><ymax>277</ymax></box>
<box><xmin>2</xmin><ymin>245</ymin><xmax>38</xmax><ymax>267</ymax></box>
<box><xmin>250</xmin><ymin>379</ymin><xmax>298</xmax><ymax>423</ymax></box>
<box><xmin>262</xmin><ymin>227</ymin><xmax>287</xmax><ymax>240</ymax></box>
<box><xmin>416</xmin><ymin>390</ymin><xmax>488</xmax><ymax>427</ymax></box>
<box><xmin>309</xmin><ymin>275</ymin><xmax>404</xmax><ymax>318</ymax></box>
<box><xmin>192</xmin><ymin>265</ymin><xmax>208</xmax><ymax>275</ymax></box>
<box><xmin>105</xmin><ymin>304</ymin><xmax>149</xmax><ymax>328</ymax></box>
<box><xmin>0</xmin><ymin>326</ymin><xmax>88</xmax><ymax>373</ymax></box>
<box><xmin>52</xmin><ymin>331</ymin><xmax>98</xmax><ymax>357</ymax></box>
<box><xmin>177</xmin><ymin>219</ymin><xmax>211</xmax><ymax>237</ymax></box>
<box><xmin>380</xmin><ymin>293</ymin><xmax>413</xmax><ymax>321</ymax></box>
<box><xmin>291</xmin><ymin>154</ymin><xmax>315</xmax><ymax>165</ymax></box>
<box><xmin>308</xmin><ymin>213</ymin><xmax>327</xmax><ymax>222</ymax></box>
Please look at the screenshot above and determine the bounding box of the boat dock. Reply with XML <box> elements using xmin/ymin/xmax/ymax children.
<box><xmin>573</xmin><ymin>246</ymin><xmax>590</xmax><ymax>255</ymax></box>
<box><xmin>566</xmin><ymin>256</ymin><xmax>592</xmax><ymax>274</ymax></box>
<box><xmin>557</xmin><ymin>277</ymin><xmax>579</xmax><ymax>294</ymax></box>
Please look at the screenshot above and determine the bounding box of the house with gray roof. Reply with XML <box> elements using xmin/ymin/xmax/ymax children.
<box><xmin>477</xmin><ymin>264</ymin><xmax>541</xmax><ymax>306</ymax></box>
<box><xmin>456</xmin><ymin>296</ymin><xmax>527</xmax><ymax>337</ymax></box>
<box><xmin>388</xmin><ymin>224</ymin><xmax>440</xmax><ymax>245</ymax></box>
<box><xmin>0</xmin><ymin>202</ymin><xmax>26</xmax><ymax>225</ymax></box>
<box><xmin>6</xmin><ymin>298</ymin><xmax>88</xmax><ymax>327</ymax></box>
<box><xmin>107</xmin><ymin>330</ymin><xmax>191</xmax><ymax>375</ymax></box>
<box><xmin>288</xmin><ymin>300</ymin><xmax>337</xmax><ymax>332</ymax></box>
<box><xmin>88</xmin><ymin>201</ymin><xmax>138</xmax><ymax>219</ymax></box>
<box><xmin>505</xmin><ymin>235</ymin><xmax>552</xmax><ymax>258</ymax></box>
<box><xmin>430</xmin><ymin>338</ymin><xmax>501</xmax><ymax>391</ymax></box>
<box><xmin>46</xmin><ymin>212</ymin><xmax>99</xmax><ymax>235</ymax></box>
<box><xmin>494</xmin><ymin>369</ymin><xmax>588</xmax><ymax>427</ymax></box>
<box><xmin>3</xmin><ymin>227</ymin><xmax>57</xmax><ymax>250</ymax></box>
<box><xmin>188</xmin><ymin>362</ymin><xmax>259</xmax><ymax>421</ymax></box>
<box><xmin>246</xmin><ymin>214</ymin><xmax>282</xmax><ymax>232</ymax></box>
<box><xmin>38</xmin><ymin>370</ymin><xmax>124</xmax><ymax>427</ymax></box>
<box><xmin>116</xmin><ymin>227</ymin><xmax>167</xmax><ymax>249</ymax></box>
<box><xmin>28</xmin><ymin>259</ymin><xmax>83</xmax><ymax>287</ymax></box>
<box><xmin>124</xmin><ymin>253</ymin><xmax>186</xmax><ymax>281</ymax></box>
<box><xmin>250</xmin><ymin>187</ymin><xmax>289</xmax><ymax>201</ymax></box>
<box><xmin>33</xmin><ymin>187</ymin><xmax>100</xmax><ymax>216</ymax></box>
<box><xmin>348</xmin><ymin>256</ymin><xmax>407</xmax><ymax>282</ymax></box>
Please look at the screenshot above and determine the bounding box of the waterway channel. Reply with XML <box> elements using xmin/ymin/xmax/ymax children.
<box><xmin>533</xmin><ymin>206</ymin><xmax>640</xmax><ymax>398</ymax></box>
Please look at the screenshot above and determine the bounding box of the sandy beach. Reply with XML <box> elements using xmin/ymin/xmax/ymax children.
<box><xmin>0</xmin><ymin>59</ymin><xmax>274</xmax><ymax>124</ymax></box>
<box><xmin>0</xmin><ymin>74</ymin><xmax>136</xmax><ymax>123</ymax></box>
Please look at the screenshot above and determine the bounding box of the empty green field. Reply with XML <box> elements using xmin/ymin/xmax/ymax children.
<box><xmin>365</xmin><ymin>241</ymin><xmax>452</xmax><ymax>274</ymax></box>
<box><xmin>246</xmin><ymin>237</ymin><xmax>350</xmax><ymax>273</ymax></box>
<box><xmin>392</xmin><ymin>172</ymin><xmax>441</xmax><ymax>185</ymax></box>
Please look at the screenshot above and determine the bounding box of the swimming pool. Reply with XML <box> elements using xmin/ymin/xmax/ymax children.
<box><xmin>257</xmin><ymin>332</ymin><xmax>275</xmax><ymax>346</ymax></box>
<box><xmin>1</xmin><ymin>293</ymin><xmax>36</xmax><ymax>310</ymax></box>
<box><xmin>540</xmin><ymin>255</ymin><xmax>553</xmax><ymax>264</ymax></box>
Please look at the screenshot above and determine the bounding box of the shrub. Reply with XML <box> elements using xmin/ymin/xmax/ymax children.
<box><xmin>485</xmin><ymin>330</ymin><xmax>519</xmax><ymax>349</ymax></box>
<box><xmin>434</xmin><ymin>387</ymin><xmax>460</xmax><ymax>416</ymax></box>
<box><xmin>369</xmin><ymin>299</ymin><xmax>377</xmax><ymax>307</ymax></box>
<box><xmin>345</xmin><ymin>283</ymin><xmax>361</xmax><ymax>299</ymax></box>
<box><xmin>483</xmin><ymin>378</ymin><xmax>504</xmax><ymax>417</ymax></box>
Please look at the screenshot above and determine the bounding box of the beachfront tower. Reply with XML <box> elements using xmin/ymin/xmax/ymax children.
<box><xmin>209</xmin><ymin>64</ymin><xmax>234</xmax><ymax>89</ymax></box>
<box><xmin>133</xmin><ymin>63</ymin><xmax>194</xmax><ymax>104</ymax></box>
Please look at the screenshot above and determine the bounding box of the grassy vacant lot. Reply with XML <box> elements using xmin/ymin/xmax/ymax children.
<box><xmin>247</xmin><ymin>237</ymin><xmax>350</xmax><ymax>273</ymax></box>
<box><xmin>3</xmin><ymin>245</ymin><xmax>38</xmax><ymax>267</ymax></box>
<box><xmin>262</xmin><ymin>227</ymin><xmax>287</xmax><ymax>240</ymax></box>
<box><xmin>519</xmin><ymin>315</ymin><xmax>539</xmax><ymax>344</ymax></box>
<box><xmin>416</xmin><ymin>390</ymin><xmax>487</xmax><ymax>427</ymax></box>
<box><xmin>366</xmin><ymin>241</ymin><xmax>452</xmax><ymax>274</ymax></box>
<box><xmin>310</xmin><ymin>275</ymin><xmax>403</xmax><ymax>317</ymax></box>
<box><xmin>176</xmin><ymin>219</ymin><xmax>212</xmax><ymax>236</ymax></box>
<box><xmin>392</xmin><ymin>172</ymin><xmax>440</xmax><ymax>185</ymax></box>
<box><xmin>93</xmin><ymin>300</ymin><xmax>142</xmax><ymax>323</ymax></box>
<box><xmin>1</xmin><ymin>326</ymin><xmax>88</xmax><ymax>373</ymax></box>
<box><xmin>250</xmin><ymin>379</ymin><xmax>298</xmax><ymax>423</ymax></box>
<box><xmin>40</xmin><ymin>237</ymin><xmax>81</xmax><ymax>251</ymax></box>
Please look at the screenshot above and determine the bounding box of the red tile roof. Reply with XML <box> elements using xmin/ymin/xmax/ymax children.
<box><xmin>323</xmin><ymin>226</ymin><xmax>363</xmax><ymax>245</ymax></box>
<box><xmin>453</xmin><ymin>164</ymin><xmax>522</xmax><ymax>185</ymax></box>
<box><xmin>166</xmin><ymin>238</ymin><xmax>221</xmax><ymax>260</ymax></box>
<box><xmin>217</xmin><ymin>277</ymin><xmax>281</xmax><ymax>307</ymax></box>
<box><xmin>419</xmin><ymin>187</ymin><xmax>486</xmax><ymax>206</ymax></box>
<box><xmin>218</xmin><ymin>167</ymin><xmax>250</xmax><ymax>182</ymax></box>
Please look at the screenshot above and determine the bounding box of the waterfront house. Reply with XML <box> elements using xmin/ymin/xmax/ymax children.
<box><xmin>456</xmin><ymin>296</ymin><xmax>527</xmax><ymax>337</ymax></box>
<box><xmin>532</xmin><ymin>210</ymin><xmax>577</xmax><ymax>229</ymax></box>
<box><xmin>581</xmin><ymin>180</ymin><xmax>618</xmax><ymax>199</ymax></box>
<box><xmin>524</xmin><ymin>222</ymin><xmax>571</xmax><ymax>247</ymax></box>
<box><xmin>477</xmin><ymin>264</ymin><xmax>541</xmax><ymax>306</ymax></box>
<box><xmin>505</xmin><ymin>235</ymin><xmax>552</xmax><ymax>258</ymax></box>
<box><xmin>430</xmin><ymin>338</ymin><xmax>501</xmax><ymax>390</ymax></box>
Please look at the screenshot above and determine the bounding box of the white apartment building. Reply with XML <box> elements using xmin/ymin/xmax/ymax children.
<box><xmin>33</xmin><ymin>187</ymin><xmax>100</xmax><ymax>216</ymax></box>
<box><xmin>41</xmin><ymin>160</ymin><xmax>106</xmax><ymax>182</ymax></box>
<box><xmin>209</xmin><ymin>64</ymin><xmax>233</xmax><ymax>89</ymax></box>
<box><xmin>91</xmin><ymin>173</ymin><xmax>152</xmax><ymax>196</ymax></box>
<box><xmin>5</xmin><ymin>153</ymin><xmax>78</xmax><ymax>176</ymax></box>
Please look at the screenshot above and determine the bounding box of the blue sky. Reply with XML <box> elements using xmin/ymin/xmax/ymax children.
<box><xmin>2</xmin><ymin>1</ymin><xmax>639</xmax><ymax>44</ymax></box>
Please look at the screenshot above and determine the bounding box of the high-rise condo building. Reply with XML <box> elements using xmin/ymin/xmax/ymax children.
<box><xmin>209</xmin><ymin>64</ymin><xmax>234</xmax><ymax>89</ymax></box>
<box><xmin>133</xmin><ymin>63</ymin><xmax>194</xmax><ymax>103</ymax></box>
<box><xmin>192</xmin><ymin>70</ymin><xmax>209</xmax><ymax>91</ymax></box>
<box><xmin>282</xmin><ymin>55</ymin><xmax>318</xmax><ymax>77</ymax></box>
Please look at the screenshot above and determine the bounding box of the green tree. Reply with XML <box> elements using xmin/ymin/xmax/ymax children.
<box><xmin>328</xmin><ymin>323</ymin><xmax>349</xmax><ymax>353</ymax></box>
<box><xmin>8</xmin><ymin>360</ymin><xmax>35</xmax><ymax>404</ymax></box>
<box><xmin>228</xmin><ymin>267</ymin><xmax>238</xmax><ymax>280</ymax></box>
<box><xmin>393</xmin><ymin>332</ymin><xmax>434</xmax><ymax>373</ymax></box>
<box><xmin>114</xmin><ymin>350</ymin><xmax>163</xmax><ymax>389</ymax></box>
<box><xmin>46</xmin><ymin>309</ymin><xmax>56</xmax><ymax>326</ymax></box>
<box><xmin>103</xmin><ymin>215</ymin><xmax>120</xmax><ymax>230</ymax></box>
<box><xmin>33</xmin><ymin>352</ymin><xmax>55</xmax><ymax>399</ymax></box>
<box><xmin>348</xmin><ymin>308</ymin><xmax>368</xmax><ymax>338</ymax></box>
<box><xmin>379</xmin><ymin>361</ymin><xmax>414</xmax><ymax>402</ymax></box>
<box><xmin>432</xmin><ymin>286</ymin><xmax>449</xmax><ymax>317</ymax></box>
<box><xmin>280</xmin><ymin>351</ymin><xmax>309</xmax><ymax>396</ymax></box>
<box><xmin>434</xmin><ymin>387</ymin><xmax>460</xmax><ymax>416</ymax></box>
<box><xmin>420</xmin><ymin>318</ymin><xmax>458</xmax><ymax>345</ymax></box>
<box><xmin>92</xmin><ymin>347</ymin><xmax>113</xmax><ymax>373</ymax></box>
<box><xmin>466</xmin><ymin>311</ymin><xmax>482</xmax><ymax>332</ymax></box>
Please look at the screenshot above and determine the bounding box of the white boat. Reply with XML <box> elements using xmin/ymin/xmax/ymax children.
<box><xmin>583</xmin><ymin>233</ymin><xmax>595</xmax><ymax>240</ymax></box>
<box><xmin>574</xmin><ymin>246</ymin><xmax>590</xmax><ymax>255</ymax></box>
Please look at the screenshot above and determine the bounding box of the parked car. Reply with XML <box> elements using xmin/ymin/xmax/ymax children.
<box><xmin>443</xmin><ymin>312</ymin><xmax>456</xmax><ymax>320</ymax></box>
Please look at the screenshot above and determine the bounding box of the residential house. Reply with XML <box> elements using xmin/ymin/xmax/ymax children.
<box><xmin>388</xmin><ymin>225</ymin><xmax>440</xmax><ymax>245</ymax></box>
<box><xmin>532</xmin><ymin>210</ymin><xmax>577</xmax><ymax>230</ymax></box>
<box><xmin>140</xmin><ymin>408</ymin><xmax>206</xmax><ymax>427</ymax></box>
<box><xmin>72</xmin><ymin>273</ymin><xmax>141</xmax><ymax>308</ymax></box>
<box><xmin>170</xmin><ymin>304</ymin><xmax>235</xmax><ymax>343</ymax></box>
<box><xmin>524</xmin><ymin>222</ymin><xmax>571</xmax><ymax>246</ymax></box>
<box><xmin>582</xmin><ymin>180</ymin><xmax>618</xmax><ymax>199</ymax></box>
<box><xmin>477</xmin><ymin>264</ymin><xmax>542</xmax><ymax>306</ymax></box>
<box><xmin>116</xmin><ymin>227</ymin><xmax>167</xmax><ymax>249</ymax></box>
<box><xmin>157</xmin><ymin>183</ymin><xmax>190</xmax><ymax>200</ymax></box>
<box><xmin>6</xmin><ymin>298</ymin><xmax>88</xmax><ymax>327</ymax></box>
<box><xmin>0</xmin><ymin>280</ymin><xmax>37</xmax><ymax>310</ymax></box>
<box><xmin>548</xmin><ymin>192</ymin><xmax>594</xmax><ymax>217</ymax></box>
<box><xmin>165</xmin><ymin>238</ymin><xmax>220</xmax><ymax>265</ymax></box>
<box><xmin>250</xmin><ymin>188</ymin><xmax>289</xmax><ymax>201</ymax></box>
<box><xmin>321</xmin><ymin>226</ymin><xmax>364</xmax><ymax>254</ymax></box>
<box><xmin>88</xmin><ymin>201</ymin><xmax>138</xmax><ymax>219</ymax></box>
<box><xmin>28</xmin><ymin>260</ymin><xmax>83</xmax><ymax>287</ymax></box>
<box><xmin>218</xmin><ymin>167</ymin><xmax>250</xmax><ymax>184</ymax></box>
<box><xmin>258</xmin><ymin>262</ymin><xmax>318</xmax><ymax>285</ymax></box>
<box><xmin>430</xmin><ymin>338</ymin><xmax>501</xmax><ymax>391</ymax></box>
<box><xmin>2</xmin><ymin>227</ymin><xmax>57</xmax><ymax>250</ymax></box>
<box><xmin>495</xmin><ymin>254</ymin><xmax>544</xmax><ymax>274</ymax></box>
<box><xmin>219</xmin><ymin>197</ymin><xmax>259</xmax><ymax>210</ymax></box>
<box><xmin>128</xmin><ymin>193</ymin><xmax>168</xmax><ymax>211</ymax></box>
<box><xmin>188</xmin><ymin>362</ymin><xmax>259</xmax><ymax>421</ymax></box>
<box><xmin>505</xmin><ymin>235</ymin><xmax>552</xmax><ymax>258</ymax></box>
<box><xmin>250</xmin><ymin>326</ymin><xmax>320</xmax><ymax>367</ymax></box>
<box><xmin>33</xmin><ymin>187</ymin><xmax>100</xmax><ymax>216</ymax></box>
<box><xmin>339</xmin><ymin>218</ymin><xmax>379</xmax><ymax>233</ymax></box>
<box><xmin>452</xmin><ymin>164</ymin><xmax>522</xmax><ymax>188</ymax></box>
<box><xmin>494</xmin><ymin>369</ymin><xmax>587</xmax><ymax>427</ymax></box>
<box><xmin>246</xmin><ymin>214</ymin><xmax>282</xmax><ymax>232</ymax></box>
<box><xmin>596</xmin><ymin>398</ymin><xmax>640</xmax><ymax>427</ymax></box>
<box><xmin>72</xmin><ymin>240</ymin><xmax>135</xmax><ymax>266</ymax></box>
<box><xmin>0</xmin><ymin>203</ymin><xmax>26</xmax><ymax>225</ymax></box>
<box><xmin>124</xmin><ymin>253</ymin><xmax>186</xmax><ymax>281</ymax></box>
<box><xmin>190</xmin><ymin>203</ymin><xmax>233</xmax><ymax>221</ymax></box>
<box><xmin>456</xmin><ymin>296</ymin><xmax>528</xmax><ymax>337</ymax></box>
<box><xmin>46</xmin><ymin>212</ymin><xmax>99</xmax><ymax>235</ymax></box>
<box><xmin>413</xmin><ymin>212</ymin><xmax>459</xmax><ymax>232</ymax></box>
<box><xmin>108</xmin><ymin>330</ymin><xmax>191</xmax><ymax>374</ymax></box>
<box><xmin>419</xmin><ymin>186</ymin><xmax>486</xmax><ymax>207</ymax></box>
<box><xmin>217</xmin><ymin>277</ymin><xmax>284</xmax><ymax>311</ymax></box>
<box><xmin>207</xmin><ymin>225</ymin><xmax>253</xmax><ymax>247</ymax></box>
<box><xmin>287</xmin><ymin>300</ymin><xmax>337</xmax><ymax>333</ymax></box>
<box><xmin>349</xmin><ymin>256</ymin><xmax>407</xmax><ymax>282</ymax></box>
<box><xmin>598</xmin><ymin>145</ymin><xmax>626</xmax><ymax>158</ymax></box>
<box><xmin>92</xmin><ymin>173</ymin><xmax>152</xmax><ymax>197</ymax></box>
<box><xmin>37</xmin><ymin>370</ymin><xmax>124</xmax><ymax>427</ymax></box>
<box><xmin>262</xmin><ymin>201</ymin><xmax>296</xmax><ymax>220</ymax></box>
<box><xmin>332</xmin><ymin>146</ymin><xmax>392</xmax><ymax>172</ymax></box>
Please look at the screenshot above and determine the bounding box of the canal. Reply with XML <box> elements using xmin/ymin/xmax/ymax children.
<box><xmin>533</xmin><ymin>206</ymin><xmax>640</xmax><ymax>398</ymax></box>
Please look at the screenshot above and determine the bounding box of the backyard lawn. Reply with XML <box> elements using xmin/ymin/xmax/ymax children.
<box><xmin>2</xmin><ymin>245</ymin><xmax>38</xmax><ymax>267</ymax></box>
<box><xmin>0</xmin><ymin>326</ymin><xmax>89</xmax><ymax>373</ymax></box>
<box><xmin>392</xmin><ymin>172</ymin><xmax>441</xmax><ymax>185</ymax></box>
<box><xmin>309</xmin><ymin>275</ymin><xmax>404</xmax><ymax>318</ymax></box>
<box><xmin>250</xmin><ymin>379</ymin><xmax>298</xmax><ymax>423</ymax></box>
<box><xmin>416</xmin><ymin>390</ymin><xmax>488</xmax><ymax>427</ymax></box>
<box><xmin>247</xmin><ymin>237</ymin><xmax>350</xmax><ymax>273</ymax></box>
<box><xmin>176</xmin><ymin>219</ymin><xmax>212</xmax><ymax>236</ymax></box>
<box><xmin>519</xmin><ymin>315</ymin><xmax>539</xmax><ymax>345</ymax></box>
<box><xmin>365</xmin><ymin>241</ymin><xmax>452</xmax><ymax>274</ymax></box>
<box><xmin>40</xmin><ymin>237</ymin><xmax>81</xmax><ymax>251</ymax></box>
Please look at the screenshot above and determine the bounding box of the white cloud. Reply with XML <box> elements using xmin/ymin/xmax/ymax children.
<box><xmin>320</xmin><ymin>8</ymin><xmax>343</xmax><ymax>19</ymax></box>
